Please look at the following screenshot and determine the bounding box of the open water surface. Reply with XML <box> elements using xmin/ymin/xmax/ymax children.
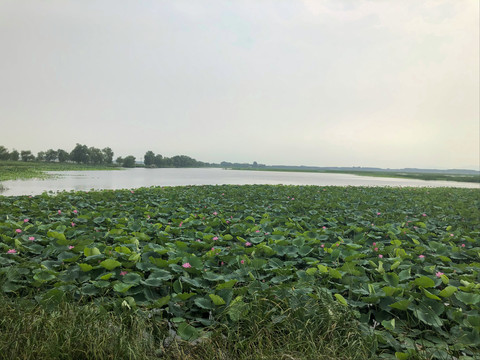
<box><xmin>0</xmin><ymin>168</ymin><xmax>478</xmax><ymax>196</ymax></box>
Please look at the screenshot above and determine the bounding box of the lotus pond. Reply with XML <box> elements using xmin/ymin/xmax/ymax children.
<box><xmin>0</xmin><ymin>185</ymin><xmax>479</xmax><ymax>359</ymax></box>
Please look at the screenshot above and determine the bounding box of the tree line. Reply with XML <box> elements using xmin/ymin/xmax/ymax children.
<box><xmin>0</xmin><ymin>144</ymin><xmax>118</xmax><ymax>165</ymax></box>
<box><xmin>143</xmin><ymin>151</ymin><xmax>208</xmax><ymax>168</ymax></box>
<box><xmin>0</xmin><ymin>144</ymin><xmax>210</xmax><ymax>168</ymax></box>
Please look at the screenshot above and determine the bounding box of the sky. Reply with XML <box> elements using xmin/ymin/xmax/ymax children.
<box><xmin>0</xmin><ymin>0</ymin><xmax>478</xmax><ymax>170</ymax></box>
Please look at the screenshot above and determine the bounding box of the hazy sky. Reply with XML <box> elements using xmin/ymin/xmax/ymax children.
<box><xmin>1</xmin><ymin>0</ymin><xmax>478</xmax><ymax>169</ymax></box>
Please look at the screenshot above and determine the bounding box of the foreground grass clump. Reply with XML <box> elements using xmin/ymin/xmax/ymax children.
<box><xmin>0</xmin><ymin>295</ymin><xmax>165</xmax><ymax>360</ymax></box>
<box><xmin>0</xmin><ymin>185</ymin><xmax>479</xmax><ymax>359</ymax></box>
<box><xmin>0</xmin><ymin>289</ymin><xmax>371</xmax><ymax>360</ymax></box>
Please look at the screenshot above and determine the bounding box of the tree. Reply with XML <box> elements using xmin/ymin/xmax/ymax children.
<box><xmin>57</xmin><ymin>149</ymin><xmax>69</xmax><ymax>163</ymax></box>
<box><xmin>20</xmin><ymin>150</ymin><xmax>35</xmax><ymax>162</ymax></box>
<box><xmin>144</xmin><ymin>151</ymin><xmax>155</xmax><ymax>166</ymax></box>
<box><xmin>70</xmin><ymin>143</ymin><xmax>89</xmax><ymax>164</ymax></box>
<box><xmin>9</xmin><ymin>149</ymin><xmax>19</xmax><ymax>161</ymax></box>
<box><xmin>122</xmin><ymin>155</ymin><xmax>136</xmax><ymax>168</ymax></box>
<box><xmin>102</xmin><ymin>147</ymin><xmax>114</xmax><ymax>164</ymax></box>
<box><xmin>88</xmin><ymin>147</ymin><xmax>104</xmax><ymax>165</ymax></box>
<box><xmin>45</xmin><ymin>149</ymin><xmax>58</xmax><ymax>162</ymax></box>
<box><xmin>154</xmin><ymin>154</ymin><xmax>163</xmax><ymax>167</ymax></box>
<box><xmin>0</xmin><ymin>146</ymin><xmax>9</xmax><ymax>160</ymax></box>
<box><xmin>116</xmin><ymin>156</ymin><xmax>123</xmax><ymax>165</ymax></box>
<box><xmin>171</xmin><ymin>155</ymin><xmax>197</xmax><ymax>167</ymax></box>
<box><xmin>37</xmin><ymin>151</ymin><xmax>46</xmax><ymax>162</ymax></box>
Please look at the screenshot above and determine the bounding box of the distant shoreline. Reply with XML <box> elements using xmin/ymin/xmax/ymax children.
<box><xmin>227</xmin><ymin>167</ymin><xmax>480</xmax><ymax>184</ymax></box>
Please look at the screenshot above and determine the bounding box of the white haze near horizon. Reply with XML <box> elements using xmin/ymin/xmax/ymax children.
<box><xmin>0</xmin><ymin>0</ymin><xmax>478</xmax><ymax>170</ymax></box>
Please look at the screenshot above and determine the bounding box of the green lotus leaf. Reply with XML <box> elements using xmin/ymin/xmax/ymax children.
<box><xmin>209</xmin><ymin>294</ymin><xmax>226</xmax><ymax>306</ymax></box>
<box><xmin>99</xmin><ymin>259</ymin><xmax>122</xmax><ymax>270</ymax></box>
<box><xmin>414</xmin><ymin>276</ymin><xmax>435</xmax><ymax>288</ymax></box>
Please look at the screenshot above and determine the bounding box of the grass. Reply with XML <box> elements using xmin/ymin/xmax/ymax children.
<box><xmin>0</xmin><ymin>290</ymin><xmax>375</xmax><ymax>360</ymax></box>
<box><xmin>0</xmin><ymin>295</ymin><xmax>164</xmax><ymax>360</ymax></box>
<box><xmin>0</xmin><ymin>161</ymin><xmax>121</xmax><ymax>182</ymax></box>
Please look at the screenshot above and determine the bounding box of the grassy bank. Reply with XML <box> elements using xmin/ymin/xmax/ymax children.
<box><xmin>230</xmin><ymin>168</ymin><xmax>480</xmax><ymax>184</ymax></box>
<box><xmin>0</xmin><ymin>289</ymin><xmax>372</xmax><ymax>360</ymax></box>
<box><xmin>0</xmin><ymin>161</ymin><xmax>121</xmax><ymax>182</ymax></box>
<box><xmin>0</xmin><ymin>185</ymin><xmax>479</xmax><ymax>359</ymax></box>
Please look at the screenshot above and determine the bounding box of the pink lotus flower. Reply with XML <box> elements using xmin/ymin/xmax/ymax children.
<box><xmin>211</xmin><ymin>247</ymin><xmax>215</xmax><ymax>251</ymax></box>
<box><xmin>245</xmin><ymin>242</ymin><xmax>252</xmax><ymax>247</ymax></box>
<box><xmin>68</xmin><ymin>245</ymin><xmax>74</xmax><ymax>249</ymax></box>
<box><xmin>120</xmin><ymin>271</ymin><xmax>128</xmax><ymax>276</ymax></box>
<box><xmin>71</xmin><ymin>222</ymin><xmax>76</xmax><ymax>227</ymax></box>
<box><xmin>422</xmin><ymin>213</ymin><xmax>427</xmax><ymax>217</ymax></box>
<box><xmin>179</xmin><ymin>222</ymin><xmax>183</xmax><ymax>227</ymax></box>
<box><xmin>291</xmin><ymin>197</ymin><xmax>295</xmax><ymax>200</ymax></box>
<box><xmin>213</xmin><ymin>236</ymin><xmax>218</xmax><ymax>241</ymax></box>
<box><xmin>436</xmin><ymin>272</ymin><xmax>444</xmax><ymax>277</ymax></box>
<box><xmin>450</xmin><ymin>234</ymin><xmax>454</xmax><ymax>237</ymax></box>
<box><xmin>213</xmin><ymin>211</ymin><xmax>218</xmax><ymax>216</ymax></box>
<box><xmin>24</xmin><ymin>218</ymin><xmax>29</xmax><ymax>223</ymax></box>
<box><xmin>378</xmin><ymin>254</ymin><xmax>383</xmax><ymax>258</ymax></box>
<box><xmin>374</xmin><ymin>247</ymin><xmax>379</xmax><ymax>252</ymax></box>
<box><xmin>240</xmin><ymin>260</ymin><xmax>245</xmax><ymax>264</ymax></box>
<box><xmin>130</xmin><ymin>190</ymin><xmax>134</xmax><ymax>194</ymax></box>
<box><xmin>461</xmin><ymin>244</ymin><xmax>465</xmax><ymax>248</ymax></box>
<box><xmin>7</xmin><ymin>249</ymin><xmax>17</xmax><ymax>254</ymax></box>
<box><xmin>182</xmin><ymin>263</ymin><xmax>192</xmax><ymax>268</ymax></box>
<box><xmin>15</xmin><ymin>229</ymin><xmax>22</xmax><ymax>233</ymax></box>
<box><xmin>372</xmin><ymin>242</ymin><xmax>376</xmax><ymax>247</ymax></box>
<box><xmin>28</xmin><ymin>236</ymin><xmax>35</xmax><ymax>241</ymax></box>
<box><xmin>221</xmin><ymin>261</ymin><xmax>224</xmax><ymax>266</ymax></box>
<box><xmin>322</xmin><ymin>226</ymin><xmax>326</xmax><ymax>229</ymax></box>
<box><xmin>419</xmin><ymin>255</ymin><xmax>425</xmax><ymax>259</ymax></box>
<box><xmin>320</xmin><ymin>244</ymin><xmax>324</xmax><ymax>248</ymax></box>
<box><xmin>336</xmin><ymin>243</ymin><xmax>340</xmax><ymax>247</ymax></box>
<box><xmin>58</xmin><ymin>210</ymin><xmax>61</xmax><ymax>214</ymax></box>
<box><xmin>226</xmin><ymin>220</ymin><xmax>230</xmax><ymax>224</ymax></box>
<box><xmin>377</xmin><ymin>212</ymin><xmax>381</xmax><ymax>215</ymax></box>
<box><xmin>196</xmin><ymin>239</ymin><xmax>201</xmax><ymax>242</ymax></box>
<box><xmin>255</xmin><ymin>230</ymin><xmax>260</xmax><ymax>233</ymax></box>
<box><xmin>73</xmin><ymin>210</ymin><xmax>78</xmax><ymax>214</ymax></box>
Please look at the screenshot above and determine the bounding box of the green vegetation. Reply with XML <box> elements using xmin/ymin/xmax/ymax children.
<box><xmin>0</xmin><ymin>185</ymin><xmax>479</xmax><ymax>359</ymax></box>
<box><xmin>0</xmin><ymin>144</ymin><xmax>116</xmax><ymax>165</ymax></box>
<box><xmin>143</xmin><ymin>151</ymin><xmax>211</xmax><ymax>168</ymax></box>
<box><xmin>0</xmin><ymin>288</ymin><xmax>369</xmax><ymax>360</ymax></box>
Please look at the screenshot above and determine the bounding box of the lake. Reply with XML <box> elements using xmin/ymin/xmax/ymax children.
<box><xmin>0</xmin><ymin>168</ymin><xmax>478</xmax><ymax>196</ymax></box>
